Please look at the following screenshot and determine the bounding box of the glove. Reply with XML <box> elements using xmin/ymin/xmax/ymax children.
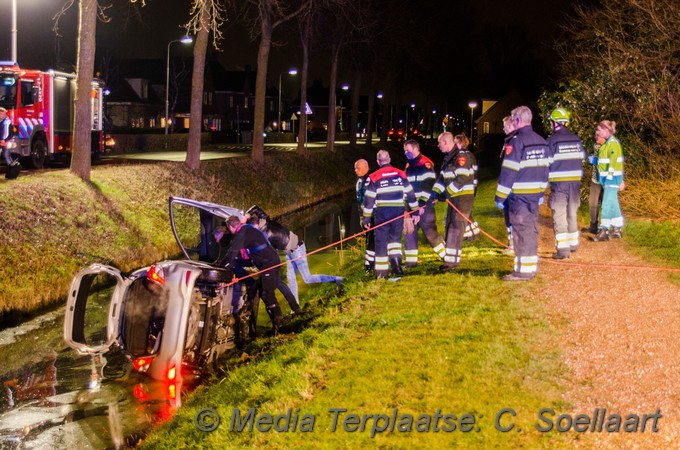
<box><xmin>495</xmin><ymin>201</ymin><xmax>505</xmax><ymax>210</ymax></box>
<box><xmin>412</xmin><ymin>214</ymin><xmax>421</xmax><ymax>226</ymax></box>
<box><xmin>403</xmin><ymin>217</ymin><xmax>415</xmax><ymax>234</ymax></box>
<box><xmin>362</xmin><ymin>217</ymin><xmax>371</xmax><ymax>229</ymax></box>
<box><xmin>588</xmin><ymin>155</ymin><xmax>598</xmax><ymax>165</ymax></box>
<box><xmin>538</xmin><ymin>197</ymin><xmax>544</xmax><ymax>206</ymax></box>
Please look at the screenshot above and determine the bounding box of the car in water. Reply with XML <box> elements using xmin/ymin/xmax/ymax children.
<box><xmin>63</xmin><ymin>197</ymin><xmax>259</xmax><ymax>382</ymax></box>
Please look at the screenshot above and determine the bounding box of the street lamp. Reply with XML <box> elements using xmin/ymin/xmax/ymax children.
<box><xmin>468</xmin><ymin>101</ymin><xmax>478</xmax><ymax>146</ymax></box>
<box><xmin>165</xmin><ymin>36</ymin><xmax>193</xmax><ymax>136</ymax></box>
<box><xmin>278</xmin><ymin>68</ymin><xmax>298</xmax><ymax>133</ymax></box>
<box><xmin>11</xmin><ymin>0</ymin><xmax>17</xmax><ymax>62</ymax></box>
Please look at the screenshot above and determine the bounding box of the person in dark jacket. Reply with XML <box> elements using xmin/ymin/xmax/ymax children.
<box><xmin>429</xmin><ymin>132</ymin><xmax>477</xmax><ymax>272</ymax></box>
<box><xmin>494</xmin><ymin>106</ymin><xmax>550</xmax><ymax>281</ymax></box>
<box><xmin>246</xmin><ymin>205</ymin><xmax>345</xmax><ymax>305</ymax></box>
<box><xmin>355</xmin><ymin>159</ymin><xmax>375</xmax><ymax>274</ymax></box>
<box><xmin>402</xmin><ymin>140</ymin><xmax>446</xmax><ymax>267</ymax></box>
<box><xmin>546</xmin><ymin>108</ymin><xmax>585</xmax><ymax>259</ymax></box>
<box><xmin>362</xmin><ymin>150</ymin><xmax>420</xmax><ymax>278</ymax></box>
<box><xmin>218</xmin><ymin>215</ymin><xmax>283</xmax><ymax>334</ymax></box>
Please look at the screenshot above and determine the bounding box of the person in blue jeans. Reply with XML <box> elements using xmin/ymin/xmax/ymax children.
<box><xmin>245</xmin><ymin>205</ymin><xmax>345</xmax><ymax>306</ymax></box>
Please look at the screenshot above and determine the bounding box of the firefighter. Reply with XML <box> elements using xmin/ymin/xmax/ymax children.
<box><xmin>592</xmin><ymin>120</ymin><xmax>624</xmax><ymax>241</ymax></box>
<box><xmin>500</xmin><ymin>115</ymin><xmax>516</xmax><ymax>254</ymax></box>
<box><xmin>354</xmin><ymin>159</ymin><xmax>375</xmax><ymax>274</ymax></box>
<box><xmin>494</xmin><ymin>106</ymin><xmax>550</xmax><ymax>281</ymax></box>
<box><xmin>362</xmin><ymin>150</ymin><xmax>419</xmax><ymax>279</ymax></box>
<box><xmin>218</xmin><ymin>215</ymin><xmax>284</xmax><ymax>335</ymax></box>
<box><xmin>0</xmin><ymin>107</ymin><xmax>15</xmax><ymax>168</ymax></box>
<box><xmin>546</xmin><ymin>108</ymin><xmax>585</xmax><ymax>259</ymax></box>
<box><xmin>429</xmin><ymin>132</ymin><xmax>477</xmax><ymax>272</ymax></box>
<box><xmin>402</xmin><ymin>140</ymin><xmax>445</xmax><ymax>267</ymax></box>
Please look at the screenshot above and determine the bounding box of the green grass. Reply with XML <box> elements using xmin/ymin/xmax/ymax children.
<box><xmin>139</xmin><ymin>181</ymin><xmax>573</xmax><ymax>449</ymax></box>
<box><xmin>621</xmin><ymin>219</ymin><xmax>680</xmax><ymax>285</ymax></box>
<box><xmin>0</xmin><ymin>151</ymin><xmax>366</xmax><ymax>317</ymax></box>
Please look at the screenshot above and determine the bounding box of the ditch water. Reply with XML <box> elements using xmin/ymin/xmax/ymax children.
<box><xmin>0</xmin><ymin>191</ymin><xmax>361</xmax><ymax>449</ymax></box>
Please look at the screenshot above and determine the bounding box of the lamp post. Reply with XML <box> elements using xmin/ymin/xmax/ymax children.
<box><xmin>165</xmin><ymin>36</ymin><xmax>193</xmax><ymax>137</ymax></box>
<box><xmin>11</xmin><ymin>0</ymin><xmax>17</xmax><ymax>62</ymax></box>
<box><xmin>468</xmin><ymin>101</ymin><xmax>478</xmax><ymax>146</ymax></box>
<box><xmin>278</xmin><ymin>68</ymin><xmax>297</xmax><ymax>133</ymax></box>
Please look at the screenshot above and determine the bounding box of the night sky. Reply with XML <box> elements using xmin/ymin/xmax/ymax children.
<box><xmin>0</xmin><ymin>0</ymin><xmax>582</xmax><ymax>114</ymax></box>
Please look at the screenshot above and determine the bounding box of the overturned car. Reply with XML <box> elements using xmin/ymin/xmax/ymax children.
<box><xmin>64</xmin><ymin>197</ymin><xmax>259</xmax><ymax>382</ymax></box>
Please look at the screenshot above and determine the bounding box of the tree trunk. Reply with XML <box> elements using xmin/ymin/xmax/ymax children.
<box><xmin>296</xmin><ymin>21</ymin><xmax>310</xmax><ymax>155</ymax></box>
<box><xmin>365</xmin><ymin>87</ymin><xmax>374</xmax><ymax>149</ymax></box>
<box><xmin>70</xmin><ymin>0</ymin><xmax>97</xmax><ymax>182</ymax></box>
<box><xmin>252</xmin><ymin>13</ymin><xmax>273</xmax><ymax>164</ymax></box>
<box><xmin>349</xmin><ymin>70</ymin><xmax>361</xmax><ymax>147</ymax></box>
<box><xmin>185</xmin><ymin>8</ymin><xmax>210</xmax><ymax>170</ymax></box>
<box><xmin>326</xmin><ymin>46</ymin><xmax>339</xmax><ymax>152</ymax></box>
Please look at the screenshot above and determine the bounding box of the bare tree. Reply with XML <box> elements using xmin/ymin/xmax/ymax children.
<box><xmin>184</xmin><ymin>0</ymin><xmax>227</xmax><ymax>170</ymax></box>
<box><xmin>245</xmin><ymin>0</ymin><xmax>308</xmax><ymax>163</ymax></box>
<box><xmin>70</xmin><ymin>0</ymin><xmax>99</xmax><ymax>182</ymax></box>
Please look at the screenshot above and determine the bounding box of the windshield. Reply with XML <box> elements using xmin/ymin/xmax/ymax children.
<box><xmin>0</xmin><ymin>74</ymin><xmax>17</xmax><ymax>109</ymax></box>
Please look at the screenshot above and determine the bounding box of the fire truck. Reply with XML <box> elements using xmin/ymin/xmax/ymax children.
<box><xmin>0</xmin><ymin>62</ymin><xmax>104</xmax><ymax>168</ymax></box>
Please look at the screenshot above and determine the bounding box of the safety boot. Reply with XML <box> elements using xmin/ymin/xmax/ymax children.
<box><xmin>609</xmin><ymin>227</ymin><xmax>623</xmax><ymax>239</ymax></box>
<box><xmin>389</xmin><ymin>257</ymin><xmax>404</xmax><ymax>276</ymax></box>
<box><xmin>582</xmin><ymin>222</ymin><xmax>598</xmax><ymax>234</ymax></box>
<box><xmin>592</xmin><ymin>227</ymin><xmax>609</xmax><ymax>242</ymax></box>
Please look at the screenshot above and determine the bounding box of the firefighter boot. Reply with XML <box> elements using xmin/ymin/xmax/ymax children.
<box><xmin>389</xmin><ymin>256</ymin><xmax>404</xmax><ymax>277</ymax></box>
<box><xmin>609</xmin><ymin>227</ymin><xmax>623</xmax><ymax>239</ymax></box>
<box><xmin>267</xmin><ymin>303</ymin><xmax>283</xmax><ymax>336</ymax></box>
<box><xmin>593</xmin><ymin>227</ymin><xmax>610</xmax><ymax>242</ymax></box>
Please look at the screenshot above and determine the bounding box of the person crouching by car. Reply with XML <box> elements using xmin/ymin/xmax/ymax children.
<box><xmin>246</xmin><ymin>205</ymin><xmax>345</xmax><ymax>305</ymax></box>
<box><xmin>217</xmin><ymin>215</ymin><xmax>284</xmax><ymax>335</ymax></box>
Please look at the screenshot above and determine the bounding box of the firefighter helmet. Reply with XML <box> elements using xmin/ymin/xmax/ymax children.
<box><xmin>550</xmin><ymin>108</ymin><xmax>570</xmax><ymax>126</ymax></box>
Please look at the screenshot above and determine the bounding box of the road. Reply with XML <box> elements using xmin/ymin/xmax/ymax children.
<box><xmin>104</xmin><ymin>141</ymin><xmax>350</xmax><ymax>162</ymax></box>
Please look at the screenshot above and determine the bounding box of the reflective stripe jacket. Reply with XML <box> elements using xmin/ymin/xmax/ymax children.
<box><xmin>495</xmin><ymin>125</ymin><xmax>549</xmax><ymax>203</ymax></box>
<box><xmin>597</xmin><ymin>135</ymin><xmax>624</xmax><ymax>186</ymax></box>
<box><xmin>0</xmin><ymin>117</ymin><xmax>12</xmax><ymax>142</ymax></box>
<box><xmin>431</xmin><ymin>149</ymin><xmax>478</xmax><ymax>200</ymax></box>
<box><xmin>363</xmin><ymin>165</ymin><xmax>419</xmax><ymax>219</ymax></box>
<box><xmin>405</xmin><ymin>154</ymin><xmax>437</xmax><ymax>205</ymax></box>
<box><xmin>547</xmin><ymin>127</ymin><xmax>585</xmax><ymax>183</ymax></box>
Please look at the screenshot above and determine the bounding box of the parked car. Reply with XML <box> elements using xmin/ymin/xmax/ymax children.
<box><xmin>64</xmin><ymin>197</ymin><xmax>259</xmax><ymax>382</ymax></box>
<box><xmin>388</xmin><ymin>128</ymin><xmax>405</xmax><ymax>142</ymax></box>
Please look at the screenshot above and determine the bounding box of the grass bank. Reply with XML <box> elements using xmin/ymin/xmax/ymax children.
<box><xmin>139</xmin><ymin>182</ymin><xmax>572</xmax><ymax>449</ymax></box>
<box><xmin>0</xmin><ymin>150</ymin><xmax>364</xmax><ymax>321</ymax></box>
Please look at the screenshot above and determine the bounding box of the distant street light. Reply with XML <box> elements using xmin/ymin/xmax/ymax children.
<box><xmin>165</xmin><ymin>36</ymin><xmax>193</xmax><ymax>138</ymax></box>
<box><xmin>468</xmin><ymin>101</ymin><xmax>478</xmax><ymax>146</ymax></box>
<box><xmin>11</xmin><ymin>0</ymin><xmax>17</xmax><ymax>62</ymax></box>
<box><xmin>278</xmin><ymin>68</ymin><xmax>298</xmax><ymax>133</ymax></box>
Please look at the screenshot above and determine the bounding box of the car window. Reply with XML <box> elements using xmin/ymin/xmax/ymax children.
<box><xmin>119</xmin><ymin>277</ymin><xmax>169</xmax><ymax>357</ymax></box>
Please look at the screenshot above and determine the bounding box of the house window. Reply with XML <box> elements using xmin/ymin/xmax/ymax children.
<box><xmin>484</xmin><ymin>122</ymin><xmax>489</xmax><ymax>134</ymax></box>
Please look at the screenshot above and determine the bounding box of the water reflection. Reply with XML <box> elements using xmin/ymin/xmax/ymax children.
<box><xmin>0</xmin><ymin>191</ymin><xmax>359</xmax><ymax>448</ymax></box>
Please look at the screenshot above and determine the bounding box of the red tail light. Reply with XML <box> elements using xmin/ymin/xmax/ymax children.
<box><xmin>167</xmin><ymin>366</ymin><xmax>177</xmax><ymax>381</ymax></box>
<box><xmin>133</xmin><ymin>356</ymin><xmax>154</xmax><ymax>372</ymax></box>
<box><xmin>133</xmin><ymin>384</ymin><xmax>150</xmax><ymax>400</ymax></box>
<box><xmin>148</xmin><ymin>264</ymin><xmax>165</xmax><ymax>285</ymax></box>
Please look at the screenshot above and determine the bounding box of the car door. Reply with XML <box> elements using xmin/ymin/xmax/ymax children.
<box><xmin>168</xmin><ymin>197</ymin><xmax>243</xmax><ymax>264</ymax></box>
<box><xmin>63</xmin><ymin>263</ymin><xmax>128</xmax><ymax>355</ymax></box>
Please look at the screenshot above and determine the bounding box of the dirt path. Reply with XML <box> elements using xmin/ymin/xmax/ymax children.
<box><xmin>536</xmin><ymin>212</ymin><xmax>680</xmax><ymax>448</ymax></box>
